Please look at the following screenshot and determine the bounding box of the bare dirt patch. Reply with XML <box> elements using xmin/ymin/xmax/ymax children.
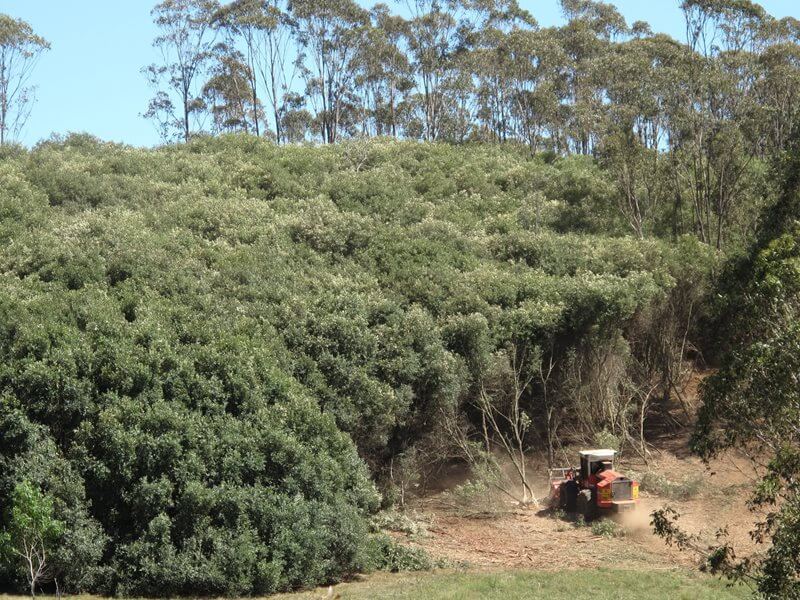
<box><xmin>394</xmin><ymin>443</ymin><xmax>761</xmax><ymax>573</ymax></box>
<box><xmin>386</xmin><ymin>368</ymin><xmax>764</xmax><ymax>575</ymax></box>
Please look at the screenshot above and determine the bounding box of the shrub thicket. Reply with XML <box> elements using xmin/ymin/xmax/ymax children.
<box><xmin>0</xmin><ymin>135</ymin><xmax>715</xmax><ymax>594</ymax></box>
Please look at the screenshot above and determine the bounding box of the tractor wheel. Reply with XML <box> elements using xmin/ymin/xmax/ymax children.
<box><xmin>576</xmin><ymin>489</ymin><xmax>595</xmax><ymax>520</ymax></box>
<box><xmin>560</xmin><ymin>479</ymin><xmax>579</xmax><ymax>513</ymax></box>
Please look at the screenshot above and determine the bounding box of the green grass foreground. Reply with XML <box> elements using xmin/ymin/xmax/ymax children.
<box><xmin>266</xmin><ymin>569</ymin><xmax>748</xmax><ymax>599</ymax></box>
<box><xmin>0</xmin><ymin>568</ymin><xmax>750</xmax><ymax>599</ymax></box>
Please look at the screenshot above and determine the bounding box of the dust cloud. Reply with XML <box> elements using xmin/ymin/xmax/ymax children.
<box><xmin>617</xmin><ymin>508</ymin><xmax>656</xmax><ymax>538</ymax></box>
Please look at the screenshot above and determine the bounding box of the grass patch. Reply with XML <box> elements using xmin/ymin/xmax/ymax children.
<box><xmin>266</xmin><ymin>568</ymin><xmax>749</xmax><ymax>599</ymax></box>
<box><xmin>0</xmin><ymin>569</ymin><xmax>750</xmax><ymax>599</ymax></box>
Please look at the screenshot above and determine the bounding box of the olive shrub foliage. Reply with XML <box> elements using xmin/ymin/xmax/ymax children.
<box><xmin>0</xmin><ymin>135</ymin><xmax>713</xmax><ymax>594</ymax></box>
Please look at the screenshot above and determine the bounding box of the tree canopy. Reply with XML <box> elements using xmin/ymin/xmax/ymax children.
<box><xmin>0</xmin><ymin>13</ymin><xmax>49</xmax><ymax>146</ymax></box>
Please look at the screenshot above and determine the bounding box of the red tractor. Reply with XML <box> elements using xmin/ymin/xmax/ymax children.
<box><xmin>548</xmin><ymin>449</ymin><xmax>638</xmax><ymax>519</ymax></box>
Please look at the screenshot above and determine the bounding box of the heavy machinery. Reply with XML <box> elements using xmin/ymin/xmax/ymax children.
<box><xmin>548</xmin><ymin>449</ymin><xmax>638</xmax><ymax>519</ymax></box>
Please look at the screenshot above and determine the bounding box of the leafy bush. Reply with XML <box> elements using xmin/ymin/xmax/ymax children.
<box><xmin>445</xmin><ymin>461</ymin><xmax>508</xmax><ymax>517</ymax></box>
<box><xmin>448</xmin><ymin>478</ymin><xmax>496</xmax><ymax>515</ymax></box>
<box><xmin>593</xmin><ymin>429</ymin><xmax>622</xmax><ymax>452</ymax></box>
<box><xmin>639</xmin><ymin>472</ymin><xmax>704</xmax><ymax>501</ymax></box>
<box><xmin>591</xmin><ymin>519</ymin><xmax>625</xmax><ymax>538</ymax></box>
<box><xmin>371</xmin><ymin>511</ymin><xmax>429</xmax><ymax>538</ymax></box>
<box><xmin>364</xmin><ymin>534</ymin><xmax>439</xmax><ymax>572</ymax></box>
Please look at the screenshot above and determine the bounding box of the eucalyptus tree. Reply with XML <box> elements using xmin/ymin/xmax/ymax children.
<box><xmin>403</xmin><ymin>0</ymin><xmax>465</xmax><ymax>141</ymax></box>
<box><xmin>673</xmin><ymin>0</ymin><xmax>770</xmax><ymax>248</ymax></box>
<box><xmin>752</xmin><ymin>17</ymin><xmax>800</xmax><ymax>155</ymax></box>
<box><xmin>603</xmin><ymin>34</ymin><xmax>682</xmax><ymax>150</ymax></box>
<box><xmin>279</xmin><ymin>91</ymin><xmax>313</xmax><ymax>141</ymax></box>
<box><xmin>505</xmin><ymin>27</ymin><xmax>569</xmax><ymax>152</ymax></box>
<box><xmin>211</xmin><ymin>1</ymin><xmax>263</xmax><ymax>136</ymax></box>
<box><xmin>435</xmin><ymin>52</ymin><xmax>476</xmax><ymax>142</ymax></box>
<box><xmin>0</xmin><ymin>14</ymin><xmax>49</xmax><ymax>146</ymax></box>
<box><xmin>143</xmin><ymin>0</ymin><xmax>220</xmax><ymax>142</ymax></box>
<box><xmin>202</xmin><ymin>43</ymin><xmax>262</xmax><ymax>133</ymax></box>
<box><xmin>558</xmin><ymin>0</ymin><xmax>628</xmax><ymax>155</ymax></box>
<box><xmin>467</xmin><ymin>0</ymin><xmax>536</xmax><ymax>143</ymax></box>
<box><xmin>599</xmin><ymin>34</ymin><xmax>685</xmax><ymax>238</ymax></box>
<box><xmin>214</xmin><ymin>0</ymin><xmax>296</xmax><ymax>141</ymax></box>
<box><xmin>355</xmin><ymin>4</ymin><xmax>414</xmax><ymax>137</ymax></box>
<box><xmin>292</xmin><ymin>0</ymin><xmax>370</xmax><ymax>143</ymax></box>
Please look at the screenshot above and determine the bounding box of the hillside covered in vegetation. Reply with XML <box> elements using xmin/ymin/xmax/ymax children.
<box><xmin>0</xmin><ymin>135</ymin><xmax>724</xmax><ymax>595</ymax></box>
<box><xmin>6</xmin><ymin>0</ymin><xmax>800</xmax><ymax>595</ymax></box>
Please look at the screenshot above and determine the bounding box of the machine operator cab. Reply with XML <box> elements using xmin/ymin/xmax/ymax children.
<box><xmin>579</xmin><ymin>449</ymin><xmax>617</xmax><ymax>484</ymax></box>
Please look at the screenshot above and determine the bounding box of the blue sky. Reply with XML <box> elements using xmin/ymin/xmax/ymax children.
<box><xmin>2</xmin><ymin>0</ymin><xmax>798</xmax><ymax>147</ymax></box>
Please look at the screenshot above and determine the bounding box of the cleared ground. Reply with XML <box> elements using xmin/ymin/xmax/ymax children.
<box><xmin>334</xmin><ymin>383</ymin><xmax>764</xmax><ymax>599</ymax></box>
<box><xmin>386</xmin><ymin>371</ymin><xmax>763</xmax><ymax>578</ymax></box>
<box><xmin>399</xmin><ymin>444</ymin><xmax>760</xmax><ymax>573</ymax></box>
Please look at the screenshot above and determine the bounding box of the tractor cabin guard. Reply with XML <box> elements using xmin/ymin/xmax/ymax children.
<box><xmin>548</xmin><ymin>449</ymin><xmax>639</xmax><ymax>519</ymax></box>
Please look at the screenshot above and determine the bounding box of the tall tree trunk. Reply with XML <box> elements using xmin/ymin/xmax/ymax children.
<box><xmin>183</xmin><ymin>94</ymin><xmax>191</xmax><ymax>143</ymax></box>
<box><xmin>390</xmin><ymin>80</ymin><xmax>397</xmax><ymax>138</ymax></box>
<box><xmin>269</xmin><ymin>55</ymin><xmax>280</xmax><ymax>143</ymax></box>
<box><xmin>251</xmin><ymin>76</ymin><xmax>260</xmax><ymax>137</ymax></box>
<box><xmin>245</xmin><ymin>35</ymin><xmax>260</xmax><ymax>137</ymax></box>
